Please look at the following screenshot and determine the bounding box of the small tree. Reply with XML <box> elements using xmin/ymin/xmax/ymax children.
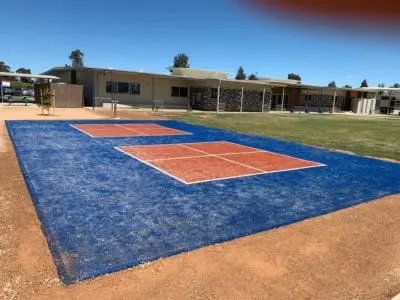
<box><xmin>40</xmin><ymin>90</ymin><xmax>52</xmax><ymax>115</ymax></box>
<box><xmin>235</xmin><ymin>66</ymin><xmax>246</xmax><ymax>80</ymax></box>
<box><xmin>248</xmin><ymin>73</ymin><xmax>258</xmax><ymax>80</ymax></box>
<box><xmin>390</xmin><ymin>83</ymin><xmax>400</xmax><ymax>88</ymax></box>
<box><xmin>328</xmin><ymin>80</ymin><xmax>337</xmax><ymax>88</ymax></box>
<box><xmin>69</xmin><ymin>49</ymin><xmax>84</xmax><ymax>67</ymax></box>
<box><xmin>377</xmin><ymin>83</ymin><xmax>385</xmax><ymax>88</ymax></box>
<box><xmin>344</xmin><ymin>85</ymin><xmax>352</xmax><ymax>88</ymax></box>
<box><xmin>172</xmin><ymin>53</ymin><xmax>190</xmax><ymax>68</ymax></box>
<box><xmin>360</xmin><ymin>79</ymin><xmax>368</xmax><ymax>88</ymax></box>
<box><xmin>288</xmin><ymin>73</ymin><xmax>301</xmax><ymax>81</ymax></box>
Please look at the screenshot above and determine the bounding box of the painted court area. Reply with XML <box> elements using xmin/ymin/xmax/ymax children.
<box><xmin>5</xmin><ymin>119</ymin><xmax>400</xmax><ymax>288</ymax></box>
<box><xmin>117</xmin><ymin>141</ymin><xmax>323</xmax><ymax>184</ymax></box>
<box><xmin>72</xmin><ymin>123</ymin><xmax>188</xmax><ymax>137</ymax></box>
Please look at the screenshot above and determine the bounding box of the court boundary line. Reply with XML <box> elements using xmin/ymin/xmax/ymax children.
<box><xmin>69</xmin><ymin>123</ymin><xmax>192</xmax><ymax>138</ymax></box>
<box><xmin>115</xmin><ymin>141</ymin><xmax>326</xmax><ymax>185</ymax></box>
<box><xmin>114</xmin><ymin>147</ymin><xmax>190</xmax><ymax>184</ymax></box>
<box><xmin>69</xmin><ymin>124</ymin><xmax>96</xmax><ymax>138</ymax></box>
<box><xmin>187</xmin><ymin>164</ymin><xmax>325</xmax><ymax>185</ymax></box>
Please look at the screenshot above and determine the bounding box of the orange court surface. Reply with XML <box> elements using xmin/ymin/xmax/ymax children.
<box><xmin>117</xmin><ymin>141</ymin><xmax>324</xmax><ymax>184</ymax></box>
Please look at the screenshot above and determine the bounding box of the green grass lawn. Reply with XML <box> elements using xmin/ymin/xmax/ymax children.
<box><xmin>165</xmin><ymin>113</ymin><xmax>400</xmax><ymax>161</ymax></box>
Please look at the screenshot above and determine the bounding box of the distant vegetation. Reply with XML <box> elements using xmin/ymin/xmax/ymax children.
<box><xmin>248</xmin><ymin>73</ymin><xmax>259</xmax><ymax>80</ymax></box>
<box><xmin>68</xmin><ymin>49</ymin><xmax>85</xmax><ymax>67</ymax></box>
<box><xmin>361</xmin><ymin>79</ymin><xmax>368</xmax><ymax>87</ymax></box>
<box><xmin>328</xmin><ymin>81</ymin><xmax>337</xmax><ymax>88</ymax></box>
<box><xmin>172</xmin><ymin>53</ymin><xmax>190</xmax><ymax>68</ymax></box>
<box><xmin>288</xmin><ymin>73</ymin><xmax>301</xmax><ymax>81</ymax></box>
<box><xmin>235</xmin><ymin>66</ymin><xmax>246</xmax><ymax>80</ymax></box>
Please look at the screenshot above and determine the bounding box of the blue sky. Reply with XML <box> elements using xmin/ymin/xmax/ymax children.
<box><xmin>1</xmin><ymin>0</ymin><xmax>399</xmax><ymax>87</ymax></box>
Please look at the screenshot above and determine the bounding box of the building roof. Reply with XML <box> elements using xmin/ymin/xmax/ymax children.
<box><xmin>42</xmin><ymin>67</ymin><xmax>400</xmax><ymax>93</ymax></box>
<box><xmin>168</xmin><ymin>67</ymin><xmax>230</xmax><ymax>80</ymax></box>
<box><xmin>0</xmin><ymin>72</ymin><xmax>60</xmax><ymax>80</ymax></box>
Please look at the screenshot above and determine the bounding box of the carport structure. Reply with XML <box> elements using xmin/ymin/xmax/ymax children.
<box><xmin>0</xmin><ymin>71</ymin><xmax>60</xmax><ymax>104</ymax></box>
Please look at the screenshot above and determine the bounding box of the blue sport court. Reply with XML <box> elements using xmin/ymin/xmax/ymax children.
<box><xmin>6</xmin><ymin>119</ymin><xmax>400</xmax><ymax>284</ymax></box>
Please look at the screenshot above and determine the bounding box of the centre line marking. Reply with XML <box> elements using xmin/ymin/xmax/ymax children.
<box><xmin>114</xmin><ymin>124</ymin><xmax>147</xmax><ymax>135</ymax></box>
<box><xmin>179</xmin><ymin>144</ymin><xmax>266</xmax><ymax>173</ymax></box>
<box><xmin>145</xmin><ymin>150</ymin><xmax>262</xmax><ymax>162</ymax></box>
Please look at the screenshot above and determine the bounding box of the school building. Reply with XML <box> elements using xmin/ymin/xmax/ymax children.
<box><xmin>43</xmin><ymin>66</ymin><xmax>395</xmax><ymax>114</ymax></box>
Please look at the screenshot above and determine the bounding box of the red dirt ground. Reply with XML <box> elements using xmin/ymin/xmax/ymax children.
<box><xmin>0</xmin><ymin>108</ymin><xmax>399</xmax><ymax>299</ymax></box>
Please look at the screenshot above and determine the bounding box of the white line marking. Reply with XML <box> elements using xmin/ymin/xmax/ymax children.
<box><xmin>114</xmin><ymin>124</ymin><xmax>146</xmax><ymax>135</ymax></box>
<box><xmin>71</xmin><ymin>123</ymin><xmax>192</xmax><ymax>138</ymax></box>
<box><xmin>180</xmin><ymin>141</ymin><xmax>324</xmax><ymax>165</ymax></box>
<box><xmin>180</xmin><ymin>144</ymin><xmax>266</xmax><ymax>172</ymax></box>
<box><xmin>69</xmin><ymin>124</ymin><xmax>96</xmax><ymax>138</ymax></box>
<box><xmin>118</xmin><ymin>124</ymin><xmax>191</xmax><ymax>136</ymax></box>
<box><xmin>147</xmin><ymin>154</ymin><xmax>211</xmax><ymax>162</ymax></box>
<box><xmin>114</xmin><ymin>147</ymin><xmax>190</xmax><ymax>185</ymax></box>
<box><xmin>186</xmin><ymin>164</ymin><xmax>324</xmax><ymax>185</ymax></box>
<box><xmin>145</xmin><ymin>150</ymin><xmax>263</xmax><ymax>162</ymax></box>
<box><xmin>115</xmin><ymin>141</ymin><xmax>327</xmax><ymax>185</ymax></box>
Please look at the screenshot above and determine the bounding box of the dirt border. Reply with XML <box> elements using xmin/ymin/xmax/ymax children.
<box><xmin>1</xmin><ymin>108</ymin><xmax>399</xmax><ymax>299</ymax></box>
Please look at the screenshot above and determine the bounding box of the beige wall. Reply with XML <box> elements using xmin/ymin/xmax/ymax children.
<box><xmin>154</xmin><ymin>77</ymin><xmax>190</xmax><ymax>108</ymax></box>
<box><xmin>94</xmin><ymin>71</ymin><xmax>191</xmax><ymax>108</ymax></box>
<box><xmin>91</xmin><ymin>70</ymin><xmax>271</xmax><ymax>108</ymax></box>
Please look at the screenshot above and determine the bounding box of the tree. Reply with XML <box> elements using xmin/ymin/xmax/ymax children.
<box><xmin>328</xmin><ymin>80</ymin><xmax>337</xmax><ymax>88</ymax></box>
<box><xmin>0</xmin><ymin>61</ymin><xmax>11</xmax><ymax>72</ymax></box>
<box><xmin>16</xmin><ymin>68</ymin><xmax>32</xmax><ymax>83</ymax></box>
<box><xmin>377</xmin><ymin>83</ymin><xmax>385</xmax><ymax>88</ymax></box>
<box><xmin>344</xmin><ymin>85</ymin><xmax>352</xmax><ymax>88</ymax></box>
<box><xmin>288</xmin><ymin>73</ymin><xmax>301</xmax><ymax>81</ymax></box>
<box><xmin>235</xmin><ymin>66</ymin><xmax>246</xmax><ymax>80</ymax></box>
<box><xmin>69</xmin><ymin>49</ymin><xmax>84</xmax><ymax>67</ymax></box>
<box><xmin>248</xmin><ymin>73</ymin><xmax>258</xmax><ymax>80</ymax></box>
<box><xmin>360</xmin><ymin>79</ymin><xmax>368</xmax><ymax>87</ymax></box>
<box><xmin>172</xmin><ymin>53</ymin><xmax>190</xmax><ymax>68</ymax></box>
<box><xmin>390</xmin><ymin>83</ymin><xmax>400</xmax><ymax>88</ymax></box>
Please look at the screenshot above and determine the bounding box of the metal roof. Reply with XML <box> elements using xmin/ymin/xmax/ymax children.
<box><xmin>42</xmin><ymin>67</ymin><xmax>400</xmax><ymax>92</ymax></box>
<box><xmin>0</xmin><ymin>72</ymin><xmax>60</xmax><ymax>80</ymax></box>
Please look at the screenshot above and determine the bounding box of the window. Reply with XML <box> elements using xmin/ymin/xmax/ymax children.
<box><xmin>171</xmin><ymin>86</ymin><xmax>188</xmax><ymax>97</ymax></box>
<box><xmin>211</xmin><ymin>88</ymin><xmax>218</xmax><ymax>99</ymax></box>
<box><xmin>118</xmin><ymin>82</ymin><xmax>129</xmax><ymax>93</ymax></box>
<box><xmin>171</xmin><ymin>87</ymin><xmax>180</xmax><ymax>97</ymax></box>
<box><xmin>106</xmin><ymin>81</ymin><xmax>132</xmax><ymax>94</ymax></box>
<box><xmin>106</xmin><ymin>81</ymin><xmax>118</xmax><ymax>93</ymax></box>
<box><xmin>130</xmin><ymin>82</ymin><xmax>141</xmax><ymax>95</ymax></box>
<box><xmin>180</xmin><ymin>87</ymin><xmax>188</xmax><ymax>97</ymax></box>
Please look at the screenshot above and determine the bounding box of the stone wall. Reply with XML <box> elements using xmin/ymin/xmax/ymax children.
<box><xmin>301</xmin><ymin>94</ymin><xmax>344</xmax><ymax>109</ymax></box>
<box><xmin>190</xmin><ymin>87</ymin><xmax>272</xmax><ymax>112</ymax></box>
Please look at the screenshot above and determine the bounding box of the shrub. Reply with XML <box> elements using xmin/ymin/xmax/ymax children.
<box><xmin>40</xmin><ymin>91</ymin><xmax>52</xmax><ymax>115</ymax></box>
